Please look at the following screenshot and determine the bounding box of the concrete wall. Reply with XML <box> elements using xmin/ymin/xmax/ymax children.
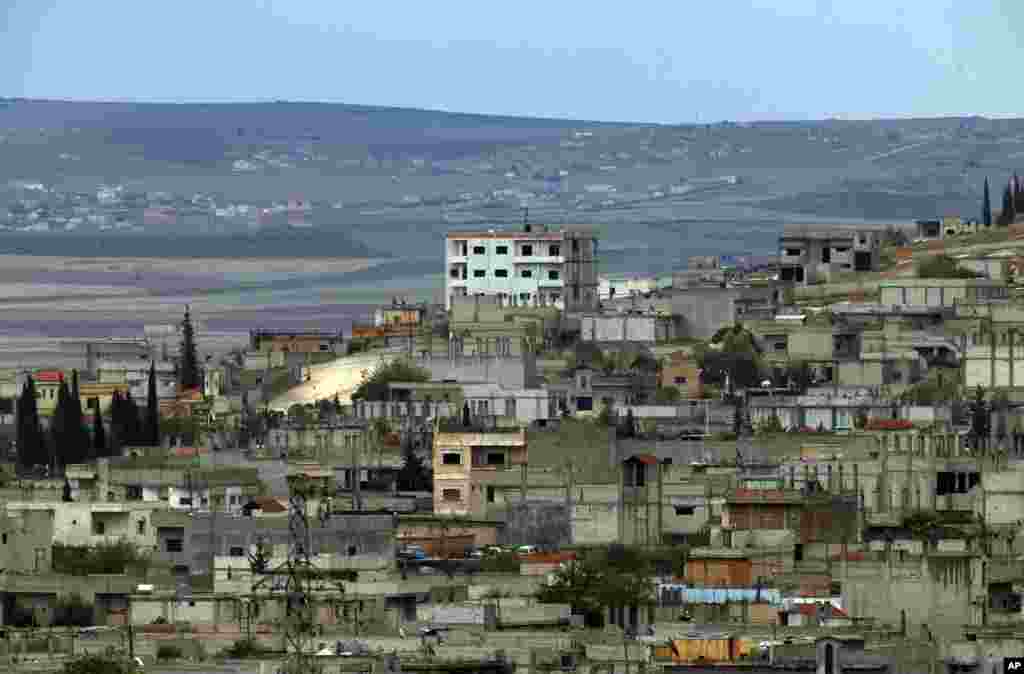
<box><xmin>498</xmin><ymin>502</ymin><xmax>571</xmax><ymax>547</ymax></box>
<box><xmin>153</xmin><ymin>511</ymin><xmax>396</xmax><ymax>574</ymax></box>
<box><xmin>840</xmin><ymin>554</ymin><xmax>980</xmax><ymax>642</ymax></box>
<box><xmin>0</xmin><ymin>511</ymin><xmax>54</xmax><ymax>573</ymax></box>
<box><xmin>580</xmin><ymin>315</ymin><xmax>656</xmax><ymax>343</ymax></box>
<box><xmin>418</xmin><ymin>355</ymin><xmax>537</xmax><ymax>390</ymax></box>
<box><xmin>982</xmin><ymin>470</ymin><xmax>1024</xmax><ymax>526</ymax></box>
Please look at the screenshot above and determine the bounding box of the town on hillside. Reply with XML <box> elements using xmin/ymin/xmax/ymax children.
<box><xmin>9</xmin><ymin>198</ymin><xmax>1024</xmax><ymax>672</ymax></box>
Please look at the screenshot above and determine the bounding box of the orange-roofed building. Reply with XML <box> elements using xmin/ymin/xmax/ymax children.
<box><xmin>30</xmin><ymin>370</ymin><xmax>66</xmax><ymax>416</ymax></box>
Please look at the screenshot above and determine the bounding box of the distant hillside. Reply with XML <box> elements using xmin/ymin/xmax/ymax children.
<box><xmin>0</xmin><ymin>227</ymin><xmax>384</xmax><ymax>258</ymax></box>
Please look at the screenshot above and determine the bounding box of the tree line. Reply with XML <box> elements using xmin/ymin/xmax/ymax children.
<box><xmin>983</xmin><ymin>174</ymin><xmax>1024</xmax><ymax>227</ymax></box>
<box><xmin>15</xmin><ymin>306</ymin><xmax>202</xmax><ymax>469</ymax></box>
<box><xmin>16</xmin><ymin>363</ymin><xmax>162</xmax><ymax>469</ymax></box>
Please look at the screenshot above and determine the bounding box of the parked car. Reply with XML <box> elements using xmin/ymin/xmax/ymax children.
<box><xmin>515</xmin><ymin>545</ymin><xmax>538</xmax><ymax>556</ymax></box>
<box><xmin>397</xmin><ymin>545</ymin><xmax>427</xmax><ymax>561</ymax></box>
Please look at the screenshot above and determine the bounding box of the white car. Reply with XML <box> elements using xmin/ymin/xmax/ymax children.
<box><xmin>516</xmin><ymin>545</ymin><xmax>538</xmax><ymax>555</ymax></box>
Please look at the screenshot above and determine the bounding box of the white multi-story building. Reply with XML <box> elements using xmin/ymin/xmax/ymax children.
<box><xmin>444</xmin><ymin>225</ymin><xmax>598</xmax><ymax>311</ymax></box>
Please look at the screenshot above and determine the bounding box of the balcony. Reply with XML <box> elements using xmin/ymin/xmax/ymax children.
<box><xmin>514</xmin><ymin>255</ymin><xmax>564</xmax><ymax>265</ymax></box>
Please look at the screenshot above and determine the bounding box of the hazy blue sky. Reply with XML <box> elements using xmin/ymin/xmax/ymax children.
<box><xmin>2</xmin><ymin>0</ymin><xmax>1022</xmax><ymax>122</ymax></box>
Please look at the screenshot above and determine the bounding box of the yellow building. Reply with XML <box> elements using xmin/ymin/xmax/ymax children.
<box><xmin>433</xmin><ymin>423</ymin><xmax>527</xmax><ymax>517</ymax></box>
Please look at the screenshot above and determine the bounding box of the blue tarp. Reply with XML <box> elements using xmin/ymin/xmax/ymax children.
<box><xmin>658</xmin><ymin>584</ymin><xmax>782</xmax><ymax>606</ymax></box>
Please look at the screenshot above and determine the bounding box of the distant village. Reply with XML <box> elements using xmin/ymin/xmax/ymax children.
<box><xmin>7</xmin><ymin>181</ymin><xmax>1024</xmax><ymax>672</ymax></box>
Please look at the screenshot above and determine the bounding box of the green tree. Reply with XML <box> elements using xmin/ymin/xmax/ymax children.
<box><xmin>51</xmin><ymin>380</ymin><xmax>70</xmax><ymax>466</ymax></box>
<box><xmin>397</xmin><ymin>444</ymin><xmax>431</xmax><ymax>492</ymax></box>
<box><xmin>654</xmin><ymin>385</ymin><xmax>681</xmax><ymax>403</ymax></box>
<box><xmin>16</xmin><ymin>376</ymin><xmax>45</xmax><ymax>467</ymax></box>
<box><xmin>179</xmin><ymin>305</ymin><xmax>201</xmax><ymax>390</ymax></box>
<box><xmin>145</xmin><ymin>362</ymin><xmax>160</xmax><ymax>445</ymax></box>
<box><xmin>287</xmin><ymin>403</ymin><xmax>312</xmax><ymax>428</ymax></box>
<box><xmin>999</xmin><ymin>184</ymin><xmax>1016</xmax><ymax>226</ymax></box>
<box><xmin>983</xmin><ymin>177</ymin><xmax>992</xmax><ymax>227</ymax></box>
<box><xmin>62</xmin><ymin>654</ymin><xmax>139</xmax><ymax>674</ymax></box>
<box><xmin>66</xmin><ymin>369</ymin><xmax>89</xmax><ymax>464</ymax></box>
<box><xmin>92</xmin><ymin>404</ymin><xmax>106</xmax><ymax>456</ymax></box>
<box><xmin>536</xmin><ymin>548</ymin><xmax>654</xmax><ymax>627</ymax></box>
<box><xmin>970</xmin><ymin>385</ymin><xmax>991</xmax><ymax>449</ymax></box>
<box><xmin>351</xmin><ymin>358</ymin><xmax>430</xmax><ymax>401</ymax></box>
<box><xmin>917</xmin><ymin>254</ymin><xmax>981</xmax><ymax>279</ymax></box>
<box><xmin>783</xmin><ymin>361</ymin><xmax>814</xmax><ymax>393</ymax></box>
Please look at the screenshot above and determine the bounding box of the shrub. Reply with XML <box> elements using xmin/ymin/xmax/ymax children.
<box><xmin>63</xmin><ymin>654</ymin><xmax>140</xmax><ymax>674</ymax></box>
<box><xmin>52</xmin><ymin>594</ymin><xmax>95</xmax><ymax>627</ymax></box>
<box><xmin>222</xmin><ymin>639</ymin><xmax>270</xmax><ymax>659</ymax></box>
<box><xmin>480</xmin><ymin>552</ymin><xmax>521</xmax><ymax>573</ymax></box>
<box><xmin>156</xmin><ymin>645</ymin><xmax>183</xmax><ymax>661</ymax></box>
<box><xmin>52</xmin><ymin>542</ymin><xmax>149</xmax><ymax>576</ymax></box>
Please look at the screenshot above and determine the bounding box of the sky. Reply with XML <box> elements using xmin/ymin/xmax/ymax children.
<box><xmin>1</xmin><ymin>0</ymin><xmax>1022</xmax><ymax>123</ymax></box>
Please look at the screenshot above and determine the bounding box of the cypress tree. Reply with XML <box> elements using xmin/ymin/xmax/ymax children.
<box><xmin>125</xmin><ymin>390</ymin><xmax>142</xmax><ymax>445</ymax></box>
<box><xmin>51</xmin><ymin>380</ymin><xmax>69</xmax><ymax>466</ymax></box>
<box><xmin>110</xmin><ymin>390</ymin><xmax>124</xmax><ymax>456</ymax></box>
<box><xmin>983</xmin><ymin>177</ymin><xmax>992</xmax><ymax>226</ymax></box>
<box><xmin>146</xmin><ymin>361</ymin><xmax>160</xmax><ymax>445</ymax></box>
<box><xmin>1000</xmin><ymin>185</ymin><xmax>1015</xmax><ymax>226</ymax></box>
<box><xmin>180</xmin><ymin>306</ymin><xmax>201</xmax><ymax>391</ymax></box>
<box><xmin>68</xmin><ymin>369</ymin><xmax>87</xmax><ymax>464</ymax></box>
<box><xmin>92</xmin><ymin>403</ymin><xmax>106</xmax><ymax>457</ymax></box>
<box><xmin>17</xmin><ymin>377</ymin><xmax>44</xmax><ymax>467</ymax></box>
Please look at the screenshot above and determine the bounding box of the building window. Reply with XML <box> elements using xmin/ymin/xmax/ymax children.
<box><xmin>521</xmin><ymin>270</ymin><xmax>533</xmax><ymax>278</ymax></box>
<box><xmin>548</xmin><ymin>270</ymin><xmax>560</xmax><ymax>280</ymax></box>
<box><xmin>2</xmin><ymin>533</ymin><xmax>7</xmax><ymax>544</ymax></box>
<box><xmin>229</xmin><ymin>546</ymin><xmax>245</xmax><ymax>557</ymax></box>
<box><xmin>473</xmin><ymin>246</ymin><xmax>486</xmax><ymax>255</ymax></box>
<box><xmin>473</xmin><ymin>270</ymin><xmax>486</xmax><ymax>278</ymax></box>
<box><xmin>486</xmin><ymin>452</ymin><xmax>505</xmax><ymax>466</ymax></box>
<box><xmin>674</xmin><ymin>377</ymin><xmax>688</xmax><ymax>385</ymax></box>
<box><xmin>442</xmin><ymin>489</ymin><xmax>461</xmax><ymax>502</ymax></box>
<box><xmin>442</xmin><ymin>452</ymin><xmax>462</xmax><ymax>465</ymax></box>
<box><xmin>506</xmin><ymin>398</ymin><xmax>516</xmax><ymax>417</ymax></box>
<box><xmin>87</xmin><ymin>396</ymin><xmax>99</xmax><ymax>409</ymax></box>
<box><xmin>486</xmin><ymin>486</ymin><xmax>496</xmax><ymax>503</ymax></box>
<box><xmin>496</xmin><ymin>245</ymin><xmax>509</xmax><ymax>255</ymax></box>
<box><xmin>550</xmin><ymin>245</ymin><xmax>560</xmax><ymax>256</ymax></box>
<box><xmin>137</xmin><ymin>520</ymin><xmax>145</xmax><ymax>535</ymax></box>
<box><xmin>92</xmin><ymin>520</ymin><xmax>106</xmax><ymax>535</ymax></box>
<box><xmin>519</xmin><ymin>293</ymin><xmax>531</xmax><ymax>302</ymax></box>
<box><xmin>126</xmin><ymin>485</ymin><xmax>143</xmax><ymax>501</ymax></box>
<box><xmin>521</xmin><ymin>244</ymin><xmax>533</xmax><ymax>256</ymax></box>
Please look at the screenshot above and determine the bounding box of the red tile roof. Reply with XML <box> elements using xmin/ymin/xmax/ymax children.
<box><xmin>251</xmin><ymin>496</ymin><xmax>287</xmax><ymax>513</ymax></box>
<box><xmin>172</xmin><ymin>446</ymin><xmax>208</xmax><ymax>458</ymax></box>
<box><xmin>794</xmin><ymin>603</ymin><xmax>848</xmax><ymax>618</ymax></box>
<box><xmin>35</xmin><ymin>370</ymin><xmax>64</xmax><ymax>383</ymax></box>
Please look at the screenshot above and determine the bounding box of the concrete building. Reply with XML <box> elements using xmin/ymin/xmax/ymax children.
<box><xmin>598</xmin><ymin>274</ymin><xmax>668</xmax><ymax>301</ymax></box>
<box><xmin>445</xmin><ymin>224</ymin><xmax>598</xmax><ymax>311</ymax></box>
<box><xmin>64</xmin><ymin>457</ymin><xmax>262</xmax><ymax>511</ymax></box>
<box><xmin>433</xmin><ymin>422</ymin><xmax>527</xmax><ymax>517</ymax></box>
<box><xmin>879</xmin><ymin>278</ymin><xmax>1009</xmax><ymax>307</ymax></box>
<box><xmin>660</xmin><ymin>351</ymin><xmax>703</xmax><ymax>399</ymax></box>
<box><xmin>778</xmin><ymin>225</ymin><xmax>881</xmax><ymax>285</ymax></box>
<box><xmin>579</xmin><ymin>312</ymin><xmax>657</xmax><ymax>344</ymax></box>
<box><xmin>250</xmin><ymin>329</ymin><xmax>345</xmax><ymax>354</ymax></box>
<box><xmin>151</xmin><ymin>509</ymin><xmax>396</xmax><ymax>575</ymax></box>
<box><xmin>95</xmin><ymin>359</ymin><xmax>177</xmax><ymax>401</ymax></box>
